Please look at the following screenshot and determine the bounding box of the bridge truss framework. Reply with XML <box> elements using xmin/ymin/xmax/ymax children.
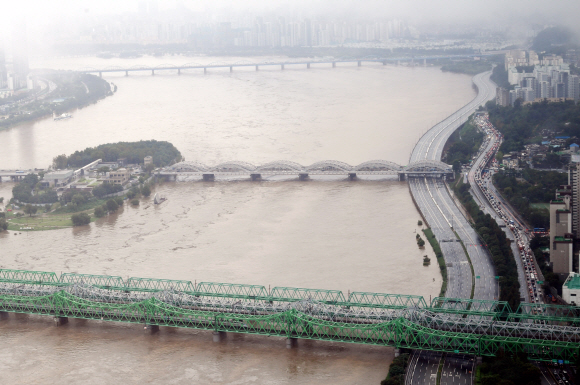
<box><xmin>0</xmin><ymin>269</ymin><xmax>578</xmax><ymax>362</ymax></box>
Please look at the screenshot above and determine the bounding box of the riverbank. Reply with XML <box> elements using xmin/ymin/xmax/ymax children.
<box><xmin>0</xmin><ymin>72</ymin><xmax>113</xmax><ymax>132</ymax></box>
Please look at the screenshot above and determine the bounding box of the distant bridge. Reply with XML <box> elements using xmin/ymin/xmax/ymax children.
<box><xmin>159</xmin><ymin>159</ymin><xmax>454</xmax><ymax>181</ymax></box>
<box><xmin>0</xmin><ymin>268</ymin><xmax>578</xmax><ymax>362</ymax></box>
<box><xmin>76</xmin><ymin>53</ymin><xmax>503</xmax><ymax>77</ymax></box>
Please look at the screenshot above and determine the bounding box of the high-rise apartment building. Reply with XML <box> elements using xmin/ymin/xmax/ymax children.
<box><xmin>0</xmin><ymin>38</ymin><xmax>6</xmax><ymax>89</ymax></box>
<box><xmin>549</xmin><ymin>185</ymin><xmax>574</xmax><ymax>274</ymax></box>
<box><xmin>10</xmin><ymin>20</ymin><xmax>29</xmax><ymax>90</ymax></box>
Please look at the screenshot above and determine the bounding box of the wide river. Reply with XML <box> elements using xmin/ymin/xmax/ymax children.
<box><xmin>0</xmin><ymin>56</ymin><xmax>475</xmax><ymax>384</ymax></box>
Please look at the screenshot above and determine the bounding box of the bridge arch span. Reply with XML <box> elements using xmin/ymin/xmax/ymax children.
<box><xmin>168</xmin><ymin>161</ymin><xmax>209</xmax><ymax>172</ymax></box>
<box><xmin>209</xmin><ymin>161</ymin><xmax>257</xmax><ymax>173</ymax></box>
<box><xmin>180</xmin><ymin>62</ymin><xmax>203</xmax><ymax>68</ymax></box>
<box><xmin>354</xmin><ymin>160</ymin><xmax>403</xmax><ymax>172</ymax></box>
<box><xmin>77</xmin><ymin>67</ymin><xmax>99</xmax><ymax>73</ymax></box>
<box><xmin>256</xmin><ymin>160</ymin><xmax>304</xmax><ymax>173</ymax></box>
<box><xmin>405</xmin><ymin>160</ymin><xmax>452</xmax><ymax>173</ymax></box>
<box><xmin>103</xmin><ymin>66</ymin><xmax>125</xmax><ymax>71</ymax></box>
<box><xmin>154</xmin><ymin>63</ymin><xmax>179</xmax><ymax>69</ymax></box>
<box><xmin>306</xmin><ymin>160</ymin><xmax>353</xmax><ymax>173</ymax></box>
<box><xmin>128</xmin><ymin>65</ymin><xmax>152</xmax><ymax>71</ymax></box>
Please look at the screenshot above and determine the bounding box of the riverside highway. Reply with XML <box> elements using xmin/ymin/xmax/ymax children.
<box><xmin>406</xmin><ymin>69</ymin><xmax>497</xmax><ymax>384</ymax></box>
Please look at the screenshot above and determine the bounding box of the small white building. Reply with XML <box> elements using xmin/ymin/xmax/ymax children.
<box><xmin>41</xmin><ymin>170</ymin><xmax>74</xmax><ymax>187</ymax></box>
<box><xmin>562</xmin><ymin>272</ymin><xmax>580</xmax><ymax>306</ymax></box>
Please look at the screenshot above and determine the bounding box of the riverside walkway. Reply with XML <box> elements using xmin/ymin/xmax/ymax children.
<box><xmin>0</xmin><ymin>269</ymin><xmax>578</xmax><ymax>362</ymax></box>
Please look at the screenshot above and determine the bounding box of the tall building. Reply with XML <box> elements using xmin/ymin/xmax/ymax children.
<box><xmin>10</xmin><ymin>20</ymin><xmax>29</xmax><ymax>90</ymax></box>
<box><xmin>568</xmin><ymin>75</ymin><xmax>579</xmax><ymax>102</ymax></box>
<box><xmin>549</xmin><ymin>185</ymin><xmax>574</xmax><ymax>274</ymax></box>
<box><xmin>496</xmin><ymin>87</ymin><xmax>510</xmax><ymax>107</ymax></box>
<box><xmin>0</xmin><ymin>37</ymin><xmax>6</xmax><ymax>89</ymax></box>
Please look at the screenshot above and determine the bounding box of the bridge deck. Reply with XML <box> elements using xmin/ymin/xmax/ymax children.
<box><xmin>0</xmin><ymin>269</ymin><xmax>578</xmax><ymax>362</ymax></box>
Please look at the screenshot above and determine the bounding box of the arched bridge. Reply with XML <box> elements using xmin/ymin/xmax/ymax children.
<box><xmin>0</xmin><ymin>268</ymin><xmax>577</xmax><ymax>362</ymax></box>
<box><xmin>159</xmin><ymin>159</ymin><xmax>452</xmax><ymax>181</ymax></box>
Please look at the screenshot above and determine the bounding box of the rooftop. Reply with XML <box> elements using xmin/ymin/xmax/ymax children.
<box><xmin>554</xmin><ymin>237</ymin><xmax>572</xmax><ymax>242</ymax></box>
<box><xmin>564</xmin><ymin>273</ymin><xmax>580</xmax><ymax>290</ymax></box>
<box><xmin>44</xmin><ymin>170</ymin><xmax>74</xmax><ymax>179</ymax></box>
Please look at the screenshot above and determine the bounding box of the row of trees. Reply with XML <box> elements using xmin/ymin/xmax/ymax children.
<box><xmin>380</xmin><ymin>353</ymin><xmax>409</xmax><ymax>385</ymax></box>
<box><xmin>440</xmin><ymin>60</ymin><xmax>492</xmax><ymax>75</ymax></box>
<box><xmin>454</xmin><ymin>180</ymin><xmax>522</xmax><ymax>310</ymax></box>
<box><xmin>53</xmin><ymin>140</ymin><xmax>182</xmax><ymax>169</ymax></box>
<box><xmin>492</xmin><ymin>169</ymin><xmax>567</xmax><ymax>228</ymax></box>
<box><xmin>486</xmin><ymin>99</ymin><xmax>580</xmax><ymax>154</ymax></box>
<box><xmin>12</xmin><ymin>174</ymin><xmax>58</xmax><ymax>204</ymax></box>
<box><xmin>444</xmin><ymin>119</ymin><xmax>484</xmax><ymax>166</ymax></box>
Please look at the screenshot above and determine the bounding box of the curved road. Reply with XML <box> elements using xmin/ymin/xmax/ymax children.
<box><xmin>406</xmin><ymin>70</ymin><xmax>497</xmax><ymax>385</ymax></box>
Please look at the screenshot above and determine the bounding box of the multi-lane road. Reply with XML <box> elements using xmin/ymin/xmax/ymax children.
<box><xmin>406</xmin><ymin>69</ymin><xmax>497</xmax><ymax>384</ymax></box>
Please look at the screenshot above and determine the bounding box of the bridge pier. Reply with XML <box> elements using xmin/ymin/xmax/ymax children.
<box><xmin>382</xmin><ymin>60</ymin><xmax>387</xmax><ymax>65</ymax></box>
<box><xmin>255</xmin><ymin>65</ymin><xmax>259</xmax><ymax>71</ymax></box>
<box><xmin>213</xmin><ymin>331</ymin><xmax>226</xmax><ymax>342</ymax></box>
<box><xmin>54</xmin><ymin>317</ymin><xmax>68</xmax><ymax>326</ymax></box>
<box><xmin>152</xmin><ymin>70</ymin><xmax>155</xmax><ymax>76</ymax></box>
<box><xmin>398</xmin><ymin>173</ymin><xmax>406</xmax><ymax>181</ymax></box>
<box><xmin>332</xmin><ymin>62</ymin><xmax>336</xmax><ymax>68</ymax></box>
<box><xmin>348</xmin><ymin>173</ymin><xmax>357</xmax><ymax>181</ymax></box>
<box><xmin>204</xmin><ymin>67</ymin><xmax>207</xmax><ymax>74</ymax></box>
<box><xmin>286</xmin><ymin>338</ymin><xmax>298</xmax><ymax>349</ymax></box>
<box><xmin>125</xmin><ymin>70</ymin><xmax>128</xmax><ymax>76</ymax></box>
<box><xmin>298</xmin><ymin>173</ymin><xmax>309</xmax><ymax>181</ymax></box>
<box><xmin>145</xmin><ymin>324</ymin><xmax>160</xmax><ymax>333</ymax></box>
<box><xmin>230</xmin><ymin>66</ymin><xmax>233</xmax><ymax>73</ymax></box>
<box><xmin>99</xmin><ymin>71</ymin><xmax>102</xmax><ymax>77</ymax></box>
<box><xmin>250</xmin><ymin>173</ymin><xmax>262</xmax><ymax>181</ymax></box>
<box><xmin>203</xmin><ymin>174</ymin><xmax>215</xmax><ymax>182</ymax></box>
<box><xmin>307</xmin><ymin>63</ymin><xmax>310</xmax><ymax>69</ymax></box>
<box><xmin>357</xmin><ymin>61</ymin><xmax>361</xmax><ymax>67</ymax></box>
<box><xmin>281</xmin><ymin>64</ymin><xmax>284</xmax><ymax>70</ymax></box>
<box><xmin>178</xmin><ymin>68</ymin><xmax>181</xmax><ymax>75</ymax></box>
<box><xmin>423</xmin><ymin>58</ymin><xmax>427</xmax><ymax>67</ymax></box>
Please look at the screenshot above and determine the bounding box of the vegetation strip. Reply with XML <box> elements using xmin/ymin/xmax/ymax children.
<box><xmin>452</xmin><ymin>177</ymin><xmax>521</xmax><ymax>309</ymax></box>
<box><xmin>422</xmin><ymin>228</ymin><xmax>447</xmax><ymax>298</ymax></box>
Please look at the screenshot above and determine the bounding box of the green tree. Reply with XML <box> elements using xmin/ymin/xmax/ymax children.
<box><xmin>0</xmin><ymin>197</ymin><xmax>3</xmax><ymax>203</ymax></box>
<box><xmin>452</xmin><ymin>159</ymin><xmax>461</xmax><ymax>174</ymax></box>
<box><xmin>141</xmin><ymin>184</ymin><xmax>151</xmax><ymax>197</ymax></box>
<box><xmin>52</xmin><ymin>154</ymin><xmax>68</xmax><ymax>169</ymax></box>
<box><xmin>71</xmin><ymin>212</ymin><xmax>91</xmax><ymax>226</ymax></box>
<box><xmin>0</xmin><ymin>218</ymin><xmax>7</xmax><ymax>231</ymax></box>
<box><xmin>418</xmin><ymin>220</ymin><xmax>423</xmax><ymax>226</ymax></box>
<box><xmin>106</xmin><ymin>199</ymin><xmax>119</xmax><ymax>213</ymax></box>
<box><xmin>44</xmin><ymin>204</ymin><xmax>52</xmax><ymax>212</ymax></box>
<box><xmin>71</xmin><ymin>194</ymin><xmax>86</xmax><ymax>207</ymax></box>
<box><xmin>114</xmin><ymin>196</ymin><xmax>124</xmax><ymax>206</ymax></box>
<box><xmin>94</xmin><ymin>206</ymin><xmax>105</xmax><ymax>218</ymax></box>
<box><xmin>131</xmin><ymin>198</ymin><xmax>139</xmax><ymax>205</ymax></box>
<box><xmin>97</xmin><ymin>166</ymin><xmax>110</xmax><ymax>176</ymax></box>
<box><xmin>23</xmin><ymin>204</ymin><xmax>38</xmax><ymax>217</ymax></box>
<box><xmin>144</xmin><ymin>163</ymin><xmax>155</xmax><ymax>174</ymax></box>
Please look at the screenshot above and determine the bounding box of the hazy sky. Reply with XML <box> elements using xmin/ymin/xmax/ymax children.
<box><xmin>3</xmin><ymin>0</ymin><xmax>580</xmax><ymax>23</ymax></box>
<box><xmin>1</xmin><ymin>0</ymin><xmax>580</xmax><ymax>43</ymax></box>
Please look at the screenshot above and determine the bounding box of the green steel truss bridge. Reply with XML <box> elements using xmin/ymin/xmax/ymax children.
<box><xmin>0</xmin><ymin>269</ymin><xmax>579</xmax><ymax>362</ymax></box>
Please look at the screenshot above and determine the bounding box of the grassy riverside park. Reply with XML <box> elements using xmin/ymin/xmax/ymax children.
<box><xmin>4</xmin><ymin>199</ymin><xmax>111</xmax><ymax>231</ymax></box>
